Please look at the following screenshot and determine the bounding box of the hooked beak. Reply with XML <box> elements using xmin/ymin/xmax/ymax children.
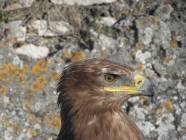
<box><xmin>104</xmin><ymin>74</ymin><xmax>154</xmax><ymax>98</ymax></box>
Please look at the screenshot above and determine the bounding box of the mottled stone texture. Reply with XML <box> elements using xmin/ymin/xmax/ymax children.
<box><xmin>51</xmin><ymin>0</ymin><xmax>117</xmax><ymax>5</ymax></box>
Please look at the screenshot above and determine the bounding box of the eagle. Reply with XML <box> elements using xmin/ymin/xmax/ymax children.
<box><xmin>57</xmin><ymin>59</ymin><xmax>154</xmax><ymax>140</ymax></box>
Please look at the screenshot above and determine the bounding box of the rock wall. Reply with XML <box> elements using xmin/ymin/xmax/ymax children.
<box><xmin>0</xmin><ymin>0</ymin><xmax>186</xmax><ymax>140</ymax></box>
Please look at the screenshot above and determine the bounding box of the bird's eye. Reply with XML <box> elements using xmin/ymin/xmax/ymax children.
<box><xmin>104</xmin><ymin>74</ymin><xmax>117</xmax><ymax>83</ymax></box>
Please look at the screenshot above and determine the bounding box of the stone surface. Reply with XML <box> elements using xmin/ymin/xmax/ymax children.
<box><xmin>47</xmin><ymin>21</ymin><xmax>73</xmax><ymax>36</ymax></box>
<box><xmin>154</xmin><ymin>21</ymin><xmax>171</xmax><ymax>49</ymax></box>
<box><xmin>7</xmin><ymin>20</ymin><xmax>26</xmax><ymax>42</ymax></box>
<box><xmin>155</xmin><ymin>4</ymin><xmax>174</xmax><ymax>20</ymax></box>
<box><xmin>97</xmin><ymin>17</ymin><xmax>117</xmax><ymax>27</ymax></box>
<box><xmin>181</xmin><ymin>113</ymin><xmax>186</xmax><ymax>127</ymax></box>
<box><xmin>30</xmin><ymin>20</ymin><xmax>73</xmax><ymax>37</ymax></box>
<box><xmin>19</xmin><ymin>0</ymin><xmax>34</xmax><ymax>8</ymax></box>
<box><xmin>156</xmin><ymin>113</ymin><xmax>176</xmax><ymax>140</ymax></box>
<box><xmin>15</xmin><ymin>44</ymin><xmax>49</xmax><ymax>59</ymax></box>
<box><xmin>143</xmin><ymin>27</ymin><xmax>153</xmax><ymax>46</ymax></box>
<box><xmin>137</xmin><ymin>121</ymin><xmax>156</xmax><ymax>137</ymax></box>
<box><xmin>91</xmin><ymin>34</ymin><xmax>117</xmax><ymax>58</ymax></box>
<box><xmin>135</xmin><ymin>50</ymin><xmax>151</xmax><ymax>64</ymax></box>
<box><xmin>51</xmin><ymin>0</ymin><xmax>117</xmax><ymax>5</ymax></box>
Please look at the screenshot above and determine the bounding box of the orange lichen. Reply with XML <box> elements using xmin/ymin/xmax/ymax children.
<box><xmin>31</xmin><ymin>76</ymin><xmax>46</xmax><ymax>92</ymax></box>
<box><xmin>136</xmin><ymin>64</ymin><xmax>144</xmax><ymax>72</ymax></box>
<box><xmin>1</xmin><ymin>116</ymin><xmax>20</xmax><ymax>132</ymax></box>
<box><xmin>153</xmin><ymin>106</ymin><xmax>163</xmax><ymax>114</ymax></box>
<box><xmin>164</xmin><ymin>100</ymin><xmax>173</xmax><ymax>111</ymax></box>
<box><xmin>0</xmin><ymin>86</ymin><xmax>7</xmax><ymax>95</ymax></box>
<box><xmin>17</xmin><ymin>64</ymin><xmax>29</xmax><ymax>82</ymax></box>
<box><xmin>22</xmin><ymin>96</ymin><xmax>33</xmax><ymax>112</ymax></box>
<box><xmin>18</xmin><ymin>72</ymin><xmax>26</xmax><ymax>82</ymax></box>
<box><xmin>1</xmin><ymin>116</ymin><xmax>9</xmax><ymax>128</ymax></box>
<box><xmin>7</xmin><ymin>64</ymin><xmax>20</xmax><ymax>76</ymax></box>
<box><xmin>0</xmin><ymin>64</ymin><xmax>16</xmax><ymax>82</ymax></box>
<box><xmin>164</xmin><ymin>56</ymin><xmax>173</xmax><ymax>64</ymax></box>
<box><xmin>151</xmin><ymin>16</ymin><xmax>160</xmax><ymax>24</ymax></box>
<box><xmin>27</xmin><ymin>128</ymin><xmax>38</xmax><ymax>137</ymax></box>
<box><xmin>50</xmin><ymin>116</ymin><xmax>61</xmax><ymax>129</ymax></box>
<box><xmin>0</xmin><ymin>63</ymin><xmax>29</xmax><ymax>83</ymax></box>
<box><xmin>170</xmin><ymin>36</ymin><xmax>177</xmax><ymax>48</ymax></box>
<box><xmin>50</xmin><ymin>72</ymin><xmax>60</xmax><ymax>81</ymax></box>
<box><xmin>9</xmin><ymin>122</ymin><xmax>20</xmax><ymax>133</ymax></box>
<box><xmin>63</xmin><ymin>48</ymin><xmax>72</xmax><ymax>59</ymax></box>
<box><xmin>71</xmin><ymin>50</ymin><xmax>86</xmax><ymax>62</ymax></box>
<box><xmin>32</xmin><ymin>60</ymin><xmax>48</xmax><ymax>75</ymax></box>
<box><xmin>27</xmin><ymin>113</ymin><xmax>41</xmax><ymax>125</ymax></box>
<box><xmin>133</xmin><ymin>42</ymin><xmax>145</xmax><ymax>55</ymax></box>
<box><xmin>0</xmin><ymin>68</ymin><xmax>8</xmax><ymax>82</ymax></box>
<box><xmin>44</xmin><ymin>115</ymin><xmax>61</xmax><ymax>129</ymax></box>
<box><xmin>180</xmin><ymin>128</ymin><xmax>186</xmax><ymax>134</ymax></box>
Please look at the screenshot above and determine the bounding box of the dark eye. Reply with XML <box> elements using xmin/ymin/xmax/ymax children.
<box><xmin>104</xmin><ymin>74</ymin><xmax>117</xmax><ymax>82</ymax></box>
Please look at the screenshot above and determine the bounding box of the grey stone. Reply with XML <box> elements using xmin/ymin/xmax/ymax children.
<box><xmin>7</xmin><ymin>20</ymin><xmax>26</xmax><ymax>42</ymax></box>
<box><xmin>152</xmin><ymin>60</ymin><xmax>167</xmax><ymax>76</ymax></box>
<box><xmin>19</xmin><ymin>0</ymin><xmax>34</xmax><ymax>8</ymax></box>
<box><xmin>97</xmin><ymin>17</ymin><xmax>117</xmax><ymax>27</ymax></box>
<box><xmin>143</xmin><ymin>27</ymin><xmax>153</xmax><ymax>46</ymax></box>
<box><xmin>156</xmin><ymin>113</ymin><xmax>176</xmax><ymax>140</ymax></box>
<box><xmin>12</xmin><ymin>56</ymin><xmax>23</xmax><ymax>67</ymax></box>
<box><xmin>30</xmin><ymin>20</ymin><xmax>73</xmax><ymax>37</ymax></box>
<box><xmin>154</xmin><ymin>21</ymin><xmax>171</xmax><ymax>49</ymax></box>
<box><xmin>131</xmin><ymin>106</ymin><xmax>147</xmax><ymax>121</ymax></box>
<box><xmin>3</xmin><ymin>96</ymin><xmax>10</xmax><ymax>104</ymax></box>
<box><xmin>155</xmin><ymin>4</ymin><xmax>174</xmax><ymax>20</ymax></box>
<box><xmin>135</xmin><ymin>50</ymin><xmax>151</xmax><ymax>64</ymax></box>
<box><xmin>15</xmin><ymin>44</ymin><xmax>49</xmax><ymax>59</ymax></box>
<box><xmin>137</xmin><ymin>121</ymin><xmax>156</xmax><ymax>137</ymax></box>
<box><xmin>181</xmin><ymin>135</ymin><xmax>186</xmax><ymax>140</ymax></box>
<box><xmin>135</xmin><ymin>17</ymin><xmax>159</xmax><ymax>47</ymax></box>
<box><xmin>181</xmin><ymin>113</ymin><xmax>186</xmax><ymax>128</ymax></box>
<box><xmin>177</xmin><ymin>80</ymin><xmax>185</xmax><ymax>92</ymax></box>
<box><xmin>4</xmin><ymin>130</ymin><xmax>13</xmax><ymax>140</ymax></box>
<box><xmin>110</xmin><ymin>47</ymin><xmax>134</xmax><ymax>66</ymax></box>
<box><xmin>48</xmin><ymin>21</ymin><xmax>73</xmax><ymax>36</ymax></box>
<box><xmin>94</xmin><ymin>34</ymin><xmax>117</xmax><ymax>58</ymax></box>
<box><xmin>51</xmin><ymin>0</ymin><xmax>117</xmax><ymax>5</ymax></box>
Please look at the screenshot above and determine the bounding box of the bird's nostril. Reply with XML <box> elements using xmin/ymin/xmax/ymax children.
<box><xmin>134</xmin><ymin>74</ymin><xmax>145</xmax><ymax>88</ymax></box>
<box><xmin>137</xmin><ymin>80</ymin><xmax>142</xmax><ymax>85</ymax></box>
<box><xmin>135</xmin><ymin>80</ymin><xmax>143</xmax><ymax>88</ymax></box>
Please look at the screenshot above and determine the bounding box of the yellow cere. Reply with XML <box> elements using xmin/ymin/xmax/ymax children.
<box><xmin>134</xmin><ymin>74</ymin><xmax>145</xmax><ymax>88</ymax></box>
<box><xmin>104</xmin><ymin>74</ymin><xmax>145</xmax><ymax>95</ymax></box>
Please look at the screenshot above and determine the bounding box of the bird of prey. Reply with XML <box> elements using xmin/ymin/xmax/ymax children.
<box><xmin>57</xmin><ymin>59</ymin><xmax>154</xmax><ymax>140</ymax></box>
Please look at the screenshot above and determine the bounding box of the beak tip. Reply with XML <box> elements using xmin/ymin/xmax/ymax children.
<box><xmin>140</xmin><ymin>79</ymin><xmax>155</xmax><ymax>99</ymax></box>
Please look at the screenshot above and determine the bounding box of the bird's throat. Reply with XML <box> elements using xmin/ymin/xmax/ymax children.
<box><xmin>70</xmin><ymin>109</ymin><xmax>144</xmax><ymax>140</ymax></box>
<box><xmin>58</xmin><ymin>93</ymin><xmax>144</xmax><ymax>140</ymax></box>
